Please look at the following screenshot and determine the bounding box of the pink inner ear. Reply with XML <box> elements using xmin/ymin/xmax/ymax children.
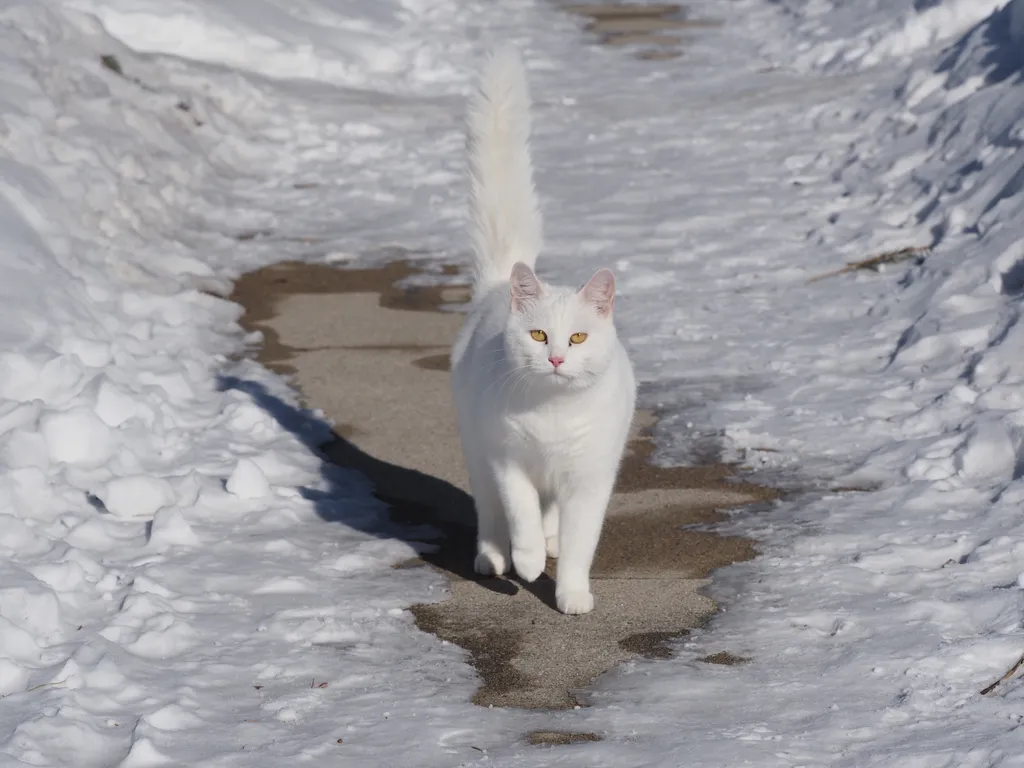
<box><xmin>580</xmin><ymin>268</ymin><xmax>615</xmax><ymax>317</ymax></box>
<box><xmin>510</xmin><ymin>262</ymin><xmax>541</xmax><ymax>311</ymax></box>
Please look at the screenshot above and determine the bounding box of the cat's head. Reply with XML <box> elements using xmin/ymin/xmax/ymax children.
<box><xmin>503</xmin><ymin>262</ymin><xmax>619</xmax><ymax>390</ymax></box>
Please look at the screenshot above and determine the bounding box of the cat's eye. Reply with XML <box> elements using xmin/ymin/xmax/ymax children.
<box><xmin>530</xmin><ymin>330</ymin><xmax>548</xmax><ymax>342</ymax></box>
<box><xmin>570</xmin><ymin>332</ymin><xmax>588</xmax><ymax>344</ymax></box>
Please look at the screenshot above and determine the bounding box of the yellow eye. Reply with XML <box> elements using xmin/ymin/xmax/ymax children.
<box><xmin>530</xmin><ymin>330</ymin><xmax>548</xmax><ymax>342</ymax></box>
<box><xmin>570</xmin><ymin>332</ymin><xmax>588</xmax><ymax>344</ymax></box>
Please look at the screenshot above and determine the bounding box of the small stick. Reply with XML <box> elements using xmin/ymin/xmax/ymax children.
<box><xmin>807</xmin><ymin>245</ymin><xmax>930</xmax><ymax>284</ymax></box>
<box><xmin>0</xmin><ymin>678</ymin><xmax>68</xmax><ymax>699</ymax></box>
<box><xmin>26</xmin><ymin>678</ymin><xmax>68</xmax><ymax>694</ymax></box>
<box><xmin>980</xmin><ymin>652</ymin><xmax>1024</xmax><ymax>696</ymax></box>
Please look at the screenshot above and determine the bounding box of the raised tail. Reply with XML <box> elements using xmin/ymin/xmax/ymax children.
<box><xmin>466</xmin><ymin>46</ymin><xmax>543</xmax><ymax>294</ymax></box>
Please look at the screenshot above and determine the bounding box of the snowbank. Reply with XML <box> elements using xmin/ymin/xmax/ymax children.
<box><xmin>61</xmin><ymin>0</ymin><xmax>513</xmax><ymax>92</ymax></box>
<box><xmin>622</xmin><ymin>0</ymin><xmax>1024</xmax><ymax>761</ymax></box>
<box><xmin>771</xmin><ymin>0</ymin><xmax>1016</xmax><ymax>70</ymax></box>
<box><xmin>0</xmin><ymin>4</ymin><xmax>450</xmax><ymax>762</ymax></box>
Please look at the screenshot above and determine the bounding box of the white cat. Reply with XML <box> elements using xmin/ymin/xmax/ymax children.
<box><xmin>450</xmin><ymin>46</ymin><xmax>636</xmax><ymax>615</ymax></box>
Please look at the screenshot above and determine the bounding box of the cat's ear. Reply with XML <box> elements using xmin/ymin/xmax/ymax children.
<box><xmin>510</xmin><ymin>262</ymin><xmax>541</xmax><ymax>312</ymax></box>
<box><xmin>580</xmin><ymin>268</ymin><xmax>615</xmax><ymax>318</ymax></box>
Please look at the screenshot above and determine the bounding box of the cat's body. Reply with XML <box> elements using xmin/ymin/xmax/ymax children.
<box><xmin>451</xmin><ymin>47</ymin><xmax>636</xmax><ymax>615</ymax></box>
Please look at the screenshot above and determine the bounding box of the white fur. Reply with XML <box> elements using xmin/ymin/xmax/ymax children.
<box><xmin>451</xmin><ymin>46</ymin><xmax>636</xmax><ymax>615</ymax></box>
<box><xmin>465</xmin><ymin>45</ymin><xmax>543</xmax><ymax>288</ymax></box>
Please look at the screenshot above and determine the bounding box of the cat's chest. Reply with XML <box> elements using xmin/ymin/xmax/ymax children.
<box><xmin>506</xmin><ymin>410</ymin><xmax>593</xmax><ymax>459</ymax></box>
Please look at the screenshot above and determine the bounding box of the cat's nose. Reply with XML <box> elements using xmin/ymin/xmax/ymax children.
<box><xmin>548</xmin><ymin>356</ymin><xmax>564</xmax><ymax>368</ymax></box>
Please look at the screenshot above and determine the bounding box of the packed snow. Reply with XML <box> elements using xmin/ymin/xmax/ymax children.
<box><xmin>1</xmin><ymin>0</ymin><xmax>1024</xmax><ymax>764</ymax></box>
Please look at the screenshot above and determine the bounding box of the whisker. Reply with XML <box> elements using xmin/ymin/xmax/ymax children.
<box><xmin>481</xmin><ymin>362</ymin><xmax>531</xmax><ymax>400</ymax></box>
<box><xmin>502</xmin><ymin>368</ymin><xmax>534</xmax><ymax>409</ymax></box>
<box><xmin>494</xmin><ymin>366</ymin><xmax>533</xmax><ymax>405</ymax></box>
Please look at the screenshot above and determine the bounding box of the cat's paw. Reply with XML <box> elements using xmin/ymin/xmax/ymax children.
<box><xmin>512</xmin><ymin>547</ymin><xmax>545</xmax><ymax>582</ymax></box>
<box><xmin>556</xmin><ymin>590</ymin><xmax>594</xmax><ymax>615</ymax></box>
<box><xmin>474</xmin><ymin>551</ymin><xmax>509</xmax><ymax>576</ymax></box>
<box><xmin>545</xmin><ymin>535</ymin><xmax>559</xmax><ymax>559</ymax></box>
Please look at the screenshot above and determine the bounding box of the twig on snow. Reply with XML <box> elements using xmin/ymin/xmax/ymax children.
<box><xmin>806</xmin><ymin>245</ymin><xmax>931</xmax><ymax>284</ymax></box>
<box><xmin>980</xmin><ymin>652</ymin><xmax>1024</xmax><ymax>696</ymax></box>
<box><xmin>0</xmin><ymin>678</ymin><xmax>68</xmax><ymax>699</ymax></box>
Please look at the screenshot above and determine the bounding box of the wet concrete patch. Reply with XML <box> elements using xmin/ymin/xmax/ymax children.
<box><xmin>527</xmin><ymin>730</ymin><xmax>603</xmax><ymax>746</ymax></box>
<box><xmin>619</xmin><ymin>630</ymin><xmax>688</xmax><ymax>659</ymax></box>
<box><xmin>560</xmin><ymin>2</ymin><xmax>722</xmax><ymax>60</ymax></box>
<box><xmin>230</xmin><ymin>259</ymin><xmax>776</xmax><ymax>710</ymax></box>
<box><xmin>230</xmin><ymin>260</ymin><xmax>469</xmax><ymax>378</ymax></box>
<box><xmin>701</xmin><ymin>651</ymin><xmax>751</xmax><ymax>666</ymax></box>
<box><xmin>412</xmin><ymin>353</ymin><xmax>451</xmax><ymax>372</ymax></box>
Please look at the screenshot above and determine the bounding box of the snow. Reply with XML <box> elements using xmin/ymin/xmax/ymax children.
<box><xmin>772</xmin><ymin>0</ymin><xmax>1015</xmax><ymax>70</ymax></box>
<box><xmin>99</xmin><ymin>475</ymin><xmax>176</xmax><ymax>519</ymax></box>
<box><xmin>1</xmin><ymin>0</ymin><xmax>1024</xmax><ymax>763</ymax></box>
<box><xmin>225</xmin><ymin>458</ymin><xmax>271</xmax><ymax>499</ymax></box>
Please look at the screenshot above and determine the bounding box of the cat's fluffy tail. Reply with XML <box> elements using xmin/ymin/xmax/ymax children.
<box><xmin>466</xmin><ymin>46</ymin><xmax>543</xmax><ymax>294</ymax></box>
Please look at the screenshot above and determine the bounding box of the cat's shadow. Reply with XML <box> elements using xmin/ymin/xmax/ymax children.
<box><xmin>218</xmin><ymin>375</ymin><xmax>555</xmax><ymax>607</ymax></box>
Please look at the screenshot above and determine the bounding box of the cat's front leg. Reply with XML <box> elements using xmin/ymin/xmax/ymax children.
<box><xmin>542</xmin><ymin>500</ymin><xmax>559</xmax><ymax>558</ymax></box>
<box><xmin>468</xmin><ymin>460</ymin><xmax>510</xmax><ymax>576</ymax></box>
<box><xmin>494</xmin><ymin>463</ymin><xmax>545</xmax><ymax>582</ymax></box>
<box><xmin>555</xmin><ymin>476</ymin><xmax>615</xmax><ymax>615</ymax></box>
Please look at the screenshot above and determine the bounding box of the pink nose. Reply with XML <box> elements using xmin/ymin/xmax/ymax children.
<box><xmin>548</xmin><ymin>356</ymin><xmax>564</xmax><ymax>368</ymax></box>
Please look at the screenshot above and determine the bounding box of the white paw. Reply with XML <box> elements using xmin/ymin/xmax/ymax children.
<box><xmin>512</xmin><ymin>547</ymin><xmax>545</xmax><ymax>582</ymax></box>
<box><xmin>474</xmin><ymin>550</ymin><xmax>509</xmax><ymax>576</ymax></box>
<box><xmin>545</xmin><ymin>535</ymin><xmax>559</xmax><ymax>559</ymax></box>
<box><xmin>556</xmin><ymin>590</ymin><xmax>594</xmax><ymax>615</ymax></box>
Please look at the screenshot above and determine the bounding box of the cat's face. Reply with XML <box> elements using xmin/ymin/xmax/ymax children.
<box><xmin>503</xmin><ymin>262</ymin><xmax>618</xmax><ymax>390</ymax></box>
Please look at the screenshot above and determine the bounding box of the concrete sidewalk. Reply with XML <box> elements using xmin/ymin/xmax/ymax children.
<box><xmin>231</xmin><ymin>260</ymin><xmax>775</xmax><ymax>710</ymax></box>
